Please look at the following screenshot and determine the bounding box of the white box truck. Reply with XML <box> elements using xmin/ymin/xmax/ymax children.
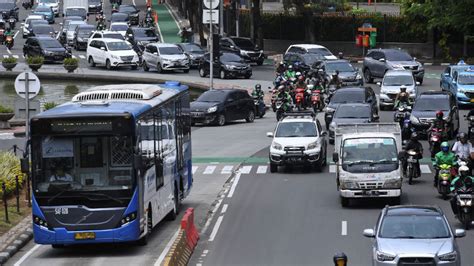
<box><xmin>332</xmin><ymin>123</ymin><xmax>403</xmax><ymax>207</ymax></box>
<box><xmin>63</xmin><ymin>0</ymin><xmax>88</xmax><ymax>19</ymax></box>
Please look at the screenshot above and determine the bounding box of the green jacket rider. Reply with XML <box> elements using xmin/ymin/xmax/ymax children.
<box><xmin>284</xmin><ymin>65</ymin><xmax>296</xmax><ymax>80</ymax></box>
<box><xmin>433</xmin><ymin>141</ymin><xmax>457</xmax><ymax>185</ymax></box>
<box><xmin>251</xmin><ymin>84</ymin><xmax>264</xmax><ymax>100</ymax></box>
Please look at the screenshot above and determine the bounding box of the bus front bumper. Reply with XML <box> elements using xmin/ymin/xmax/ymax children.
<box><xmin>33</xmin><ymin>219</ymin><xmax>140</xmax><ymax>244</ymax></box>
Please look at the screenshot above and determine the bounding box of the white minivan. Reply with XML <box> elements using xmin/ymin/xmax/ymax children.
<box><xmin>87</xmin><ymin>38</ymin><xmax>139</xmax><ymax>70</ymax></box>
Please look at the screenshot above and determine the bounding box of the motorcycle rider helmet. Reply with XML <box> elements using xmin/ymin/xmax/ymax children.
<box><xmin>147</xmin><ymin>7</ymin><xmax>152</xmax><ymax>12</ymax></box>
<box><xmin>277</xmin><ymin>85</ymin><xmax>285</xmax><ymax>92</ymax></box>
<box><xmin>459</xmin><ymin>165</ymin><xmax>469</xmax><ymax>178</ymax></box>
<box><xmin>436</xmin><ymin>110</ymin><xmax>444</xmax><ymax>120</ymax></box>
<box><xmin>255</xmin><ymin>84</ymin><xmax>261</xmax><ymax>91</ymax></box>
<box><xmin>459</xmin><ymin>132</ymin><xmax>467</xmax><ymax>143</ymax></box>
<box><xmin>295</xmin><ymin>71</ymin><xmax>301</xmax><ymax>77</ymax></box>
<box><xmin>400</xmin><ymin>86</ymin><xmax>407</xmax><ymax>92</ymax></box>
<box><xmin>410</xmin><ymin>132</ymin><xmax>418</xmax><ymax>141</ymax></box>
<box><xmin>298</xmin><ymin>75</ymin><xmax>305</xmax><ymax>82</ymax></box>
<box><xmin>288</xmin><ymin>65</ymin><xmax>293</xmax><ymax>70</ymax></box>
<box><xmin>440</xmin><ymin>142</ymin><xmax>450</xmax><ymax>152</ymax></box>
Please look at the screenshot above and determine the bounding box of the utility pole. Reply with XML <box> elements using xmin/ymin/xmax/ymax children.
<box><xmin>219</xmin><ymin>0</ymin><xmax>224</xmax><ymax>35</ymax></box>
<box><xmin>209</xmin><ymin>0</ymin><xmax>214</xmax><ymax>90</ymax></box>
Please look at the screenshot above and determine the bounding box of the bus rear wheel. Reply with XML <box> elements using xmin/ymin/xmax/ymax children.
<box><xmin>167</xmin><ymin>186</ymin><xmax>180</xmax><ymax>221</ymax></box>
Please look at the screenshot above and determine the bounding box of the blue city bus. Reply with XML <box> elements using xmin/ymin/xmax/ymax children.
<box><xmin>29</xmin><ymin>82</ymin><xmax>192</xmax><ymax>246</ymax></box>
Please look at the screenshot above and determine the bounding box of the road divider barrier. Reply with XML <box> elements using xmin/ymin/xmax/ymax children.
<box><xmin>163</xmin><ymin>208</ymin><xmax>199</xmax><ymax>266</ymax></box>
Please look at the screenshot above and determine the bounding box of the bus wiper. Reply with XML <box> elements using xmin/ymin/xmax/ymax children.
<box><xmin>47</xmin><ymin>189</ymin><xmax>72</xmax><ymax>204</ymax></box>
<box><xmin>347</xmin><ymin>160</ymin><xmax>374</xmax><ymax>166</ymax></box>
<box><xmin>77</xmin><ymin>192</ymin><xmax>123</xmax><ymax>205</ymax></box>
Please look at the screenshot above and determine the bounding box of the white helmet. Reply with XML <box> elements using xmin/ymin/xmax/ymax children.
<box><xmin>296</xmin><ymin>72</ymin><xmax>301</xmax><ymax>76</ymax></box>
<box><xmin>459</xmin><ymin>165</ymin><xmax>470</xmax><ymax>176</ymax></box>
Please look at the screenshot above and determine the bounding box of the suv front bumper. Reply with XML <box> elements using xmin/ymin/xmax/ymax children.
<box><xmin>269</xmin><ymin>152</ymin><xmax>321</xmax><ymax>166</ymax></box>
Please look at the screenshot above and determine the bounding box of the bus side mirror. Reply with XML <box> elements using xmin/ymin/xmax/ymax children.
<box><xmin>134</xmin><ymin>154</ymin><xmax>143</xmax><ymax>170</ymax></box>
<box><xmin>332</xmin><ymin>152</ymin><xmax>339</xmax><ymax>163</ymax></box>
<box><xmin>20</xmin><ymin>158</ymin><xmax>29</xmax><ymax>173</ymax></box>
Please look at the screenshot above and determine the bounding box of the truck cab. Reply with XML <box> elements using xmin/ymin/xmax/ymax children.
<box><xmin>332</xmin><ymin>123</ymin><xmax>403</xmax><ymax>207</ymax></box>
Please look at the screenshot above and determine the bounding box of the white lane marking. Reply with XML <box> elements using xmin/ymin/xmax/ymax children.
<box><xmin>6</xmin><ymin>49</ymin><xmax>12</xmax><ymax>55</ymax></box>
<box><xmin>13</xmin><ymin>31</ymin><xmax>19</xmax><ymax>39</ymax></box>
<box><xmin>197</xmin><ymin>264</ymin><xmax>203</xmax><ymax>266</ymax></box>
<box><xmin>71</xmin><ymin>55</ymin><xmax>76</xmax><ymax>59</ymax></box>
<box><xmin>203</xmin><ymin>165</ymin><xmax>216</xmax><ymax>175</ymax></box>
<box><xmin>3</xmin><ymin>55</ymin><xmax>8</xmax><ymax>58</ymax></box>
<box><xmin>256</xmin><ymin>165</ymin><xmax>267</xmax><ymax>174</ymax></box>
<box><xmin>132</xmin><ymin>0</ymin><xmax>135</xmax><ymax>6</ymax></box>
<box><xmin>357</xmin><ymin>60</ymin><xmax>363</xmax><ymax>64</ymax></box>
<box><xmin>209</xmin><ymin>215</ymin><xmax>224</xmax><ymax>242</ymax></box>
<box><xmin>79</xmin><ymin>55</ymin><xmax>85</xmax><ymax>59</ymax></box>
<box><xmin>192</xmin><ymin>165</ymin><xmax>198</xmax><ymax>174</ymax></box>
<box><xmin>155</xmin><ymin>17</ymin><xmax>164</xmax><ymax>43</ymax></box>
<box><xmin>221</xmin><ymin>165</ymin><xmax>233</xmax><ymax>174</ymax></box>
<box><xmin>203</xmin><ymin>250</ymin><xmax>209</xmax><ymax>254</ymax></box>
<box><xmin>154</xmin><ymin>229</ymin><xmax>181</xmax><ymax>266</ymax></box>
<box><xmin>202</xmin><ymin>198</ymin><xmax>223</xmax><ymax>234</ymax></box>
<box><xmin>329</xmin><ymin>165</ymin><xmax>336</xmax><ymax>173</ymax></box>
<box><xmin>240</xmin><ymin>165</ymin><xmax>252</xmax><ymax>174</ymax></box>
<box><xmin>13</xmin><ymin>244</ymin><xmax>41</xmax><ymax>266</ymax></box>
<box><xmin>341</xmin><ymin>221</ymin><xmax>347</xmax><ymax>236</ymax></box>
<box><xmin>227</xmin><ymin>173</ymin><xmax>241</xmax><ymax>198</ymax></box>
<box><xmin>221</xmin><ymin>204</ymin><xmax>228</xmax><ymax>214</ymax></box>
<box><xmin>420</xmin><ymin>165</ymin><xmax>432</xmax><ymax>174</ymax></box>
<box><xmin>424</xmin><ymin>62</ymin><xmax>433</xmax><ymax>66</ymax></box>
<box><xmin>441</xmin><ymin>63</ymin><xmax>450</xmax><ymax>66</ymax></box>
<box><xmin>13</xmin><ymin>55</ymin><xmax>19</xmax><ymax>58</ymax></box>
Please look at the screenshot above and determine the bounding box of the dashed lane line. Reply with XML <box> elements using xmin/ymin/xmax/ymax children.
<box><xmin>240</xmin><ymin>165</ymin><xmax>252</xmax><ymax>174</ymax></box>
<box><xmin>208</xmin><ymin>215</ymin><xmax>224</xmax><ymax>242</ymax></box>
<box><xmin>13</xmin><ymin>244</ymin><xmax>41</xmax><ymax>266</ymax></box>
<box><xmin>221</xmin><ymin>165</ymin><xmax>233</xmax><ymax>174</ymax></box>
<box><xmin>221</xmin><ymin>204</ymin><xmax>228</xmax><ymax>214</ymax></box>
<box><xmin>341</xmin><ymin>221</ymin><xmax>347</xmax><ymax>236</ymax></box>
<box><xmin>256</xmin><ymin>165</ymin><xmax>267</xmax><ymax>174</ymax></box>
<box><xmin>227</xmin><ymin>173</ymin><xmax>241</xmax><ymax>198</ymax></box>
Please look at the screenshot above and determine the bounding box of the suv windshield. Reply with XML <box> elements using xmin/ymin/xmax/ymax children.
<box><xmin>326</xmin><ymin>62</ymin><xmax>354</xmax><ymax>72</ymax></box>
<box><xmin>379</xmin><ymin>215</ymin><xmax>450</xmax><ymax>239</ymax></box>
<box><xmin>134</xmin><ymin>29</ymin><xmax>156</xmax><ymax>38</ymax></box>
<box><xmin>119</xmin><ymin>5</ymin><xmax>136</xmax><ymax>13</ymax></box>
<box><xmin>331</xmin><ymin>91</ymin><xmax>365</xmax><ymax>103</ymax></box>
<box><xmin>334</xmin><ymin>105</ymin><xmax>370</xmax><ymax>119</ymax></box>
<box><xmin>196</xmin><ymin>91</ymin><xmax>227</xmax><ymax>102</ymax></box>
<box><xmin>33</xmin><ymin>26</ymin><xmax>53</xmax><ymax>34</ymax></box>
<box><xmin>107</xmin><ymin>41</ymin><xmax>131</xmax><ymax>51</ymax></box>
<box><xmin>383</xmin><ymin>75</ymin><xmax>414</xmax><ymax>86</ymax></box>
<box><xmin>104</xmin><ymin>33</ymin><xmax>124</xmax><ymax>40</ymax></box>
<box><xmin>385</xmin><ymin>50</ymin><xmax>412</xmax><ymax>61</ymax></box>
<box><xmin>35</xmin><ymin>7</ymin><xmax>51</xmax><ymax>12</ymax></box>
<box><xmin>77</xmin><ymin>28</ymin><xmax>93</xmax><ymax>36</ymax></box>
<box><xmin>307</xmin><ymin>47</ymin><xmax>332</xmax><ymax>56</ymax></box>
<box><xmin>413</xmin><ymin>96</ymin><xmax>450</xmax><ymax>112</ymax></box>
<box><xmin>275</xmin><ymin>122</ymin><xmax>317</xmax><ymax>137</ymax></box>
<box><xmin>458</xmin><ymin>75</ymin><xmax>474</xmax><ymax>85</ymax></box>
<box><xmin>110</xmin><ymin>24</ymin><xmax>128</xmax><ymax>31</ymax></box>
<box><xmin>159</xmin><ymin>46</ymin><xmax>182</xmax><ymax>55</ymax></box>
<box><xmin>232</xmin><ymin>38</ymin><xmax>254</xmax><ymax>49</ymax></box>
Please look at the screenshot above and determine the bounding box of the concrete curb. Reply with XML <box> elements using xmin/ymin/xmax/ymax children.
<box><xmin>0</xmin><ymin>227</ymin><xmax>33</xmax><ymax>265</ymax></box>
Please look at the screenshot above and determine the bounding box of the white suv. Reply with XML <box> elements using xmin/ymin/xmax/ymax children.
<box><xmin>142</xmin><ymin>43</ymin><xmax>190</xmax><ymax>73</ymax></box>
<box><xmin>267</xmin><ymin>112</ymin><xmax>327</xmax><ymax>173</ymax></box>
<box><xmin>87</xmin><ymin>38</ymin><xmax>139</xmax><ymax>70</ymax></box>
<box><xmin>377</xmin><ymin>70</ymin><xmax>418</xmax><ymax>110</ymax></box>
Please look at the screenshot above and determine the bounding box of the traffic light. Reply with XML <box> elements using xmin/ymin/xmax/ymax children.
<box><xmin>213</xmin><ymin>33</ymin><xmax>220</xmax><ymax>60</ymax></box>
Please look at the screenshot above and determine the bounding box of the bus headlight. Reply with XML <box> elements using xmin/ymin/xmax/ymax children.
<box><xmin>34</xmin><ymin>215</ymin><xmax>49</xmax><ymax>228</ymax></box>
<box><xmin>120</xmin><ymin>212</ymin><xmax>137</xmax><ymax>226</ymax></box>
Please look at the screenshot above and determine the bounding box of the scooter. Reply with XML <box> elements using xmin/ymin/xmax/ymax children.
<box><xmin>5</xmin><ymin>34</ymin><xmax>13</xmax><ymax>49</ymax></box>
<box><xmin>394</xmin><ymin>104</ymin><xmax>411</xmax><ymax>129</ymax></box>
<box><xmin>401</xmin><ymin>115</ymin><xmax>413</xmax><ymax>147</ymax></box>
<box><xmin>437</xmin><ymin>163</ymin><xmax>455</xmax><ymax>200</ymax></box>
<box><xmin>294</xmin><ymin>86</ymin><xmax>306</xmax><ymax>111</ymax></box>
<box><xmin>406</xmin><ymin>149</ymin><xmax>419</xmax><ymax>185</ymax></box>
<box><xmin>275</xmin><ymin>98</ymin><xmax>291</xmax><ymax>121</ymax></box>
<box><xmin>454</xmin><ymin>188</ymin><xmax>473</xmax><ymax>230</ymax></box>
<box><xmin>253</xmin><ymin>96</ymin><xmax>265</xmax><ymax>118</ymax></box>
<box><xmin>97</xmin><ymin>20</ymin><xmax>106</xmax><ymax>30</ymax></box>
<box><xmin>144</xmin><ymin>16</ymin><xmax>154</xmax><ymax>28</ymax></box>
<box><xmin>308</xmin><ymin>86</ymin><xmax>323</xmax><ymax>113</ymax></box>
<box><xmin>429</xmin><ymin>127</ymin><xmax>444</xmax><ymax>158</ymax></box>
<box><xmin>270</xmin><ymin>87</ymin><xmax>278</xmax><ymax>112</ymax></box>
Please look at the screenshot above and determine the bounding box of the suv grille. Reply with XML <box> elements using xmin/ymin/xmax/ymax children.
<box><xmin>398</xmin><ymin>257</ymin><xmax>435</xmax><ymax>266</ymax></box>
<box><xmin>120</xmin><ymin>56</ymin><xmax>133</xmax><ymax>62</ymax></box>
<box><xmin>358</xmin><ymin>182</ymin><xmax>383</xmax><ymax>189</ymax></box>
<box><xmin>387</xmin><ymin>93</ymin><xmax>398</xmax><ymax>100</ymax></box>
<box><xmin>284</xmin><ymin>146</ymin><xmax>305</xmax><ymax>154</ymax></box>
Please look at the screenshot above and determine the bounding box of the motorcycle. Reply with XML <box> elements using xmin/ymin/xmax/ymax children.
<box><xmin>97</xmin><ymin>21</ymin><xmax>106</xmax><ymax>31</ymax></box>
<box><xmin>429</xmin><ymin>128</ymin><xmax>443</xmax><ymax>158</ymax></box>
<box><xmin>406</xmin><ymin>149</ymin><xmax>419</xmax><ymax>185</ymax></box>
<box><xmin>269</xmin><ymin>87</ymin><xmax>278</xmax><ymax>112</ymax></box>
<box><xmin>394</xmin><ymin>104</ymin><xmax>411</xmax><ymax>128</ymax></box>
<box><xmin>401</xmin><ymin>115</ymin><xmax>413</xmax><ymax>146</ymax></box>
<box><xmin>253</xmin><ymin>96</ymin><xmax>265</xmax><ymax>118</ymax></box>
<box><xmin>455</xmin><ymin>188</ymin><xmax>473</xmax><ymax>230</ymax></box>
<box><xmin>5</xmin><ymin>34</ymin><xmax>13</xmax><ymax>49</ymax></box>
<box><xmin>294</xmin><ymin>86</ymin><xmax>306</xmax><ymax>111</ymax></box>
<box><xmin>326</xmin><ymin>84</ymin><xmax>337</xmax><ymax>103</ymax></box>
<box><xmin>309</xmin><ymin>88</ymin><xmax>323</xmax><ymax>112</ymax></box>
<box><xmin>437</xmin><ymin>163</ymin><xmax>455</xmax><ymax>200</ymax></box>
<box><xmin>144</xmin><ymin>16</ymin><xmax>154</xmax><ymax>28</ymax></box>
<box><xmin>8</xmin><ymin>18</ymin><xmax>15</xmax><ymax>30</ymax></box>
<box><xmin>275</xmin><ymin>98</ymin><xmax>291</xmax><ymax>121</ymax></box>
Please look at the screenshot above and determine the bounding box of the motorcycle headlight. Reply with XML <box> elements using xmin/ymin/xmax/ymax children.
<box><xmin>410</xmin><ymin>115</ymin><xmax>420</xmax><ymax>125</ymax></box>
<box><xmin>384</xmin><ymin>178</ymin><xmax>402</xmax><ymax>188</ymax></box>
<box><xmin>438</xmin><ymin>251</ymin><xmax>457</xmax><ymax>262</ymax></box>
<box><xmin>207</xmin><ymin>106</ymin><xmax>217</xmax><ymax>113</ymax></box>
<box><xmin>272</xmin><ymin>142</ymin><xmax>282</xmax><ymax>150</ymax></box>
<box><xmin>307</xmin><ymin>141</ymin><xmax>320</xmax><ymax>151</ymax></box>
<box><xmin>341</xmin><ymin>181</ymin><xmax>358</xmax><ymax>189</ymax></box>
<box><xmin>240</xmin><ymin>50</ymin><xmax>247</xmax><ymax>56</ymax></box>
<box><xmin>376</xmin><ymin>251</ymin><xmax>396</xmax><ymax>262</ymax></box>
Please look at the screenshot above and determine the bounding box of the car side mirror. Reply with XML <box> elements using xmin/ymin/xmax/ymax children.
<box><xmin>266</xmin><ymin>132</ymin><xmax>273</xmax><ymax>138</ymax></box>
<box><xmin>20</xmin><ymin>158</ymin><xmax>29</xmax><ymax>173</ymax></box>
<box><xmin>454</xmin><ymin>229</ymin><xmax>466</xmax><ymax>238</ymax></box>
<box><xmin>376</xmin><ymin>82</ymin><xmax>381</xmax><ymax>86</ymax></box>
<box><xmin>363</xmin><ymin>229</ymin><xmax>375</xmax><ymax>238</ymax></box>
<box><xmin>416</xmin><ymin>81</ymin><xmax>420</xmax><ymax>86</ymax></box>
<box><xmin>379</xmin><ymin>58</ymin><xmax>385</xmax><ymax>62</ymax></box>
<box><xmin>332</xmin><ymin>152</ymin><xmax>339</xmax><ymax>163</ymax></box>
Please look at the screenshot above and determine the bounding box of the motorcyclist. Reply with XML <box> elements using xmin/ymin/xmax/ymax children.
<box><xmin>452</xmin><ymin>132</ymin><xmax>473</xmax><ymax>173</ymax></box>
<box><xmin>4</xmin><ymin>27</ymin><xmax>13</xmax><ymax>36</ymax></box>
<box><xmin>328</xmin><ymin>70</ymin><xmax>342</xmax><ymax>88</ymax></box>
<box><xmin>450</xmin><ymin>165</ymin><xmax>474</xmax><ymax>215</ymax></box>
<box><xmin>284</xmin><ymin>65</ymin><xmax>296</xmax><ymax>80</ymax></box>
<box><xmin>404</xmin><ymin>132</ymin><xmax>423</xmax><ymax>177</ymax></box>
<box><xmin>276</xmin><ymin>85</ymin><xmax>292</xmax><ymax>111</ymax></box>
<box><xmin>252</xmin><ymin>84</ymin><xmax>264</xmax><ymax>100</ymax></box>
<box><xmin>433</xmin><ymin>141</ymin><xmax>457</xmax><ymax>186</ymax></box>
<box><xmin>276</xmin><ymin>61</ymin><xmax>286</xmax><ymax>75</ymax></box>
<box><xmin>394</xmin><ymin>86</ymin><xmax>412</xmax><ymax>108</ymax></box>
<box><xmin>428</xmin><ymin>111</ymin><xmax>448</xmax><ymax>140</ymax></box>
<box><xmin>146</xmin><ymin>6</ymin><xmax>153</xmax><ymax>19</ymax></box>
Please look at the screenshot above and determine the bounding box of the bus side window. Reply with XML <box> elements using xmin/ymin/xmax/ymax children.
<box><xmin>138</xmin><ymin>115</ymin><xmax>155</xmax><ymax>171</ymax></box>
<box><xmin>154</xmin><ymin>112</ymin><xmax>164</xmax><ymax>190</ymax></box>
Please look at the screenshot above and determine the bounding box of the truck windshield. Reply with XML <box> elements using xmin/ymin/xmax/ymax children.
<box><xmin>342</xmin><ymin>138</ymin><xmax>398</xmax><ymax>172</ymax></box>
<box><xmin>275</xmin><ymin>122</ymin><xmax>317</xmax><ymax>137</ymax></box>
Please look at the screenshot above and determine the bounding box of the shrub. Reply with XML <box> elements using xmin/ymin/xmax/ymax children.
<box><xmin>43</xmin><ymin>102</ymin><xmax>58</xmax><ymax>110</ymax></box>
<box><xmin>0</xmin><ymin>152</ymin><xmax>25</xmax><ymax>196</ymax></box>
<box><xmin>1</xmin><ymin>57</ymin><xmax>17</xmax><ymax>64</ymax></box>
<box><xmin>63</xmin><ymin>57</ymin><xmax>79</xmax><ymax>66</ymax></box>
<box><xmin>26</xmin><ymin>56</ymin><xmax>44</xmax><ymax>65</ymax></box>
<box><xmin>0</xmin><ymin>105</ymin><xmax>13</xmax><ymax>113</ymax></box>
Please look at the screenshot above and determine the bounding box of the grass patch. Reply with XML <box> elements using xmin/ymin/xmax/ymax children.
<box><xmin>0</xmin><ymin>189</ymin><xmax>31</xmax><ymax>235</ymax></box>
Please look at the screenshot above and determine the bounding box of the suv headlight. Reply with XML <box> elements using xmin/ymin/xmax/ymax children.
<box><xmin>341</xmin><ymin>181</ymin><xmax>358</xmax><ymax>189</ymax></box>
<box><xmin>458</xmin><ymin>88</ymin><xmax>466</xmax><ymax>93</ymax></box>
<box><xmin>384</xmin><ymin>178</ymin><xmax>401</xmax><ymax>188</ymax></box>
<box><xmin>356</xmin><ymin>73</ymin><xmax>362</xmax><ymax>79</ymax></box>
<box><xmin>272</xmin><ymin>142</ymin><xmax>282</xmax><ymax>150</ymax></box>
<box><xmin>111</xmin><ymin>54</ymin><xmax>119</xmax><ymax>59</ymax></box>
<box><xmin>207</xmin><ymin>106</ymin><xmax>217</xmax><ymax>113</ymax></box>
<box><xmin>307</xmin><ymin>141</ymin><xmax>320</xmax><ymax>151</ymax></box>
<box><xmin>240</xmin><ymin>50</ymin><xmax>247</xmax><ymax>56</ymax></box>
<box><xmin>390</xmin><ymin>63</ymin><xmax>405</xmax><ymax>70</ymax></box>
<box><xmin>376</xmin><ymin>251</ymin><xmax>396</xmax><ymax>261</ymax></box>
<box><xmin>438</xmin><ymin>251</ymin><xmax>457</xmax><ymax>262</ymax></box>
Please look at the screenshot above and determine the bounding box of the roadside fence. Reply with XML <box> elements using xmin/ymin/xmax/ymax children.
<box><xmin>1</xmin><ymin>176</ymin><xmax>22</xmax><ymax>223</ymax></box>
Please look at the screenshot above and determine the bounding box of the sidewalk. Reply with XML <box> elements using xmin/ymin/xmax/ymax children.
<box><xmin>153</xmin><ymin>2</ymin><xmax>181</xmax><ymax>43</ymax></box>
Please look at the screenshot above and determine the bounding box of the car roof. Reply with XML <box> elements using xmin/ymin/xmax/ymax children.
<box><xmin>32</xmin><ymin>24</ymin><xmax>52</xmax><ymax>28</ymax></box>
<box><xmin>334</xmin><ymin>87</ymin><xmax>366</xmax><ymax>93</ymax></box>
<box><xmin>76</xmin><ymin>24</ymin><xmax>94</xmax><ymax>29</ymax></box>
<box><xmin>34</xmin><ymin>36</ymin><xmax>57</xmax><ymax>41</ymax></box>
<box><xmin>324</xmin><ymin>59</ymin><xmax>350</xmax><ymax>64</ymax></box>
<box><xmin>152</xmin><ymin>43</ymin><xmax>178</xmax><ymax>48</ymax></box>
<box><xmin>112</xmin><ymin>12</ymin><xmax>128</xmax><ymax>16</ymax></box>
<box><xmin>111</xmin><ymin>22</ymin><xmax>128</xmax><ymax>25</ymax></box>
<box><xmin>385</xmin><ymin>205</ymin><xmax>443</xmax><ymax>216</ymax></box>
<box><xmin>26</xmin><ymin>15</ymin><xmax>44</xmax><ymax>19</ymax></box>
<box><xmin>369</xmin><ymin>48</ymin><xmax>407</xmax><ymax>53</ymax></box>
<box><xmin>384</xmin><ymin>70</ymin><xmax>413</xmax><ymax>76</ymax></box>
<box><xmin>64</xmin><ymin>16</ymin><xmax>83</xmax><ymax>21</ymax></box>
<box><xmin>289</xmin><ymin>44</ymin><xmax>326</xmax><ymax>49</ymax></box>
<box><xmin>99</xmin><ymin>38</ymin><xmax>127</xmax><ymax>43</ymax></box>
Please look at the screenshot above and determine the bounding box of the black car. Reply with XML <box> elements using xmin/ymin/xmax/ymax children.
<box><xmin>328</xmin><ymin>103</ymin><xmax>376</xmax><ymax>143</ymax></box>
<box><xmin>315</xmin><ymin>59</ymin><xmax>363</xmax><ymax>86</ymax></box>
<box><xmin>26</xmin><ymin>19</ymin><xmax>48</xmax><ymax>37</ymax></box>
<box><xmin>110</xmin><ymin>12</ymin><xmax>129</xmax><ymax>23</ymax></box>
<box><xmin>30</xmin><ymin>24</ymin><xmax>55</xmax><ymax>37</ymax></box>
<box><xmin>125</xmin><ymin>27</ymin><xmax>159</xmax><ymax>50</ymax></box>
<box><xmin>283</xmin><ymin>52</ymin><xmax>324</xmax><ymax>73</ymax></box>
<box><xmin>198</xmin><ymin>52</ymin><xmax>252</xmax><ymax>79</ymax></box>
<box><xmin>190</xmin><ymin>89</ymin><xmax>256</xmax><ymax>126</ymax></box>
<box><xmin>73</xmin><ymin>24</ymin><xmax>94</xmax><ymax>50</ymax></box>
<box><xmin>324</xmin><ymin>87</ymin><xmax>378</xmax><ymax>129</ymax></box>
<box><xmin>0</xmin><ymin>1</ymin><xmax>18</xmax><ymax>20</ymax></box>
<box><xmin>410</xmin><ymin>91</ymin><xmax>460</xmax><ymax>138</ymax></box>
<box><xmin>88</xmin><ymin>0</ymin><xmax>102</xmax><ymax>13</ymax></box>
<box><xmin>176</xmin><ymin>42</ymin><xmax>206</xmax><ymax>68</ymax></box>
<box><xmin>219</xmin><ymin>37</ymin><xmax>265</xmax><ymax>65</ymax></box>
<box><xmin>23</xmin><ymin>37</ymin><xmax>70</xmax><ymax>63</ymax></box>
<box><xmin>118</xmin><ymin>4</ymin><xmax>139</xmax><ymax>25</ymax></box>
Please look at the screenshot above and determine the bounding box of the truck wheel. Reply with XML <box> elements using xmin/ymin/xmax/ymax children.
<box><xmin>340</xmin><ymin>197</ymin><xmax>349</xmax><ymax>207</ymax></box>
<box><xmin>270</xmin><ymin>163</ymin><xmax>278</xmax><ymax>173</ymax></box>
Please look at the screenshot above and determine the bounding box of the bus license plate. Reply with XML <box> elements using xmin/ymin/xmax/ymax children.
<box><xmin>470</xmin><ymin>99</ymin><xmax>474</xmax><ymax>103</ymax></box>
<box><xmin>74</xmin><ymin>232</ymin><xmax>95</xmax><ymax>240</ymax></box>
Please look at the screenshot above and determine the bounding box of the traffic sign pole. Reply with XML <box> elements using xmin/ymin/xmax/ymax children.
<box><xmin>209</xmin><ymin>0</ymin><xmax>213</xmax><ymax>90</ymax></box>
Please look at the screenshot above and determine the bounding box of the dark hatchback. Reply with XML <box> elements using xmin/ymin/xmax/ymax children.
<box><xmin>410</xmin><ymin>91</ymin><xmax>460</xmax><ymax>138</ymax></box>
<box><xmin>176</xmin><ymin>42</ymin><xmax>206</xmax><ymax>68</ymax></box>
<box><xmin>316</xmin><ymin>59</ymin><xmax>363</xmax><ymax>86</ymax></box>
<box><xmin>23</xmin><ymin>37</ymin><xmax>71</xmax><ymax>63</ymax></box>
<box><xmin>190</xmin><ymin>89</ymin><xmax>256</xmax><ymax>126</ymax></box>
<box><xmin>125</xmin><ymin>27</ymin><xmax>159</xmax><ymax>50</ymax></box>
<box><xmin>30</xmin><ymin>24</ymin><xmax>55</xmax><ymax>38</ymax></box>
<box><xmin>323</xmin><ymin>87</ymin><xmax>378</xmax><ymax>129</ymax></box>
<box><xmin>328</xmin><ymin>103</ymin><xmax>376</xmax><ymax>143</ymax></box>
<box><xmin>73</xmin><ymin>24</ymin><xmax>95</xmax><ymax>50</ymax></box>
<box><xmin>219</xmin><ymin>37</ymin><xmax>265</xmax><ymax>65</ymax></box>
<box><xmin>198</xmin><ymin>52</ymin><xmax>252</xmax><ymax>79</ymax></box>
<box><xmin>118</xmin><ymin>4</ymin><xmax>139</xmax><ymax>25</ymax></box>
<box><xmin>88</xmin><ymin>0</ymin><xmax>102</xmax><ymax>13</ymax></box>
<box><xmin>110</xmin><ymin>12</ymin><xmax>129</xmax><ymax>23</ymax></box>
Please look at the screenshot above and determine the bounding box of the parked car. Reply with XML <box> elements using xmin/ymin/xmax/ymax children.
<box><xmin>443</xmin><ymin>67</ymin><xmax>474</xmax><ymax>106</ymax></box>
<box><xmin>33</xmin><ymin>5</ymin><xmax>55</xmax><ymax>24</ymax></box>
<box><xmin>73</xmin><ymin>24</ymin><xmax>95</xmax><ymax>50</ymax></box>
<box><xmin>363</xmin><ymin>205</ymin><xmax>464</xmax><ymax>266</ymax></box>
<box><xmin>0</xmin><ymin>0</ymin><xmax>19</xmax><ymax>21</ymax></box>
<box><xmin>410</xmin><ymin>91</ymin><xmax>460</xmax><ymax>138</ymax></box>
<box><xmin>87</xmin><ymin>38</ymin><xmax>139</xmax><ymax>70</ymax></box>
<box><xmin>125</xmin><ymin>27</ymin><xmax>159</xmax><ymax>50</ymax></box>
<box><xmin>109</xmin><ymin>22</ymin><xmax>128</xmax><ymax>37</ymax></box>
<box><xmin>267</xmin><ymin>111</ymin><xmax>327</xmax><ymax>172</ymax></box>
<box><xmin>190</xmin><ymin>89</ymin><xmax>256</xmax><ymax>126</ymax></box>
<box><xmin>363</xmin><ymin>48</ymin><xmax>424</xmax><ymax>84</ymax></box>
<box><xmin>285</xmin><ymin>44</ymin><xmax>337</xmax><ymax>60</ymax></box>
<box><xmin>88</xmin><ymin>0</ymin><xmax>102</xmax><ymax>13</ymax></box>
<box><xmin>64</xmin><ymin>7</ymin><xmax>87</xmax><ymax>20</ymax></box>
<box><xmin>142</xmin><ymin>43</ymin><xmax>189</xmax><ymax>73</ymax></box>
<box><xmin>283</xmin><ymin>52</ymin><xmax>324</xmax><ymax>73</ymax></box>
<box><xmin>323</xmin><ymin>87</ymin><xmax>378</xmax><ymax>130</ymax></box>
<box><xmin>219</xmin><ymin>37</ymin><xmax>265</xmax><ymax>65</ymax></box>
<box><xmin>176</xmin><ymin>42</ymin><xmax>206</xmax><ymax>68</ymax></box>
<box><xmin>317</xmin><ymin>59</ymin><xmax>363</xmax><ymax>87</ymax></box>
<box><xmin>23</xmin><ymin>36</ymin><xmax>71</xmax><ymax>62</ymax></box>
<box><xmin>440</xmin><ymin>63</ymin><xmax>471</xmax><ymax>91</ymax></box>
<box><xmin>89</xmin><ymin>30</ymin><xmax>124</xmax><ymax>41</ymax></box>
<box><xmin>22</xmin><ymin>15</ymin><xmax>44</xmax><ymax>38</ymax></box>
<box><xmin>378</xmin><ymin>70</ymin><xmax>418</xmax><ymax>110</ymax></box>
<box><xmin>37</xmin><ymin>0</ymin><xmax>59</xmax><ymax>16</ymax></box>
<box><xmin>328</xmin><ymin>103</ymin><xmax>376</xmax><ymax>143</ymax></box>
<box><xmin>110</xmin><ymin>12</ymin><xmax>129</xmax><ymax>24</ymax></box>
<box><xmin>30</xmin><ymin>24</ymin><xmax>56</xmax><ymax>38</ymax></box>
<box><xmin>199</xmin><ymin>52</ymin><xmax>252</xmax><ymax>79</ymax></box>
<box><xmin>65</xmin><ymin>20</ymin><xmax>86</xmax><ymax>45</ymax></box>
<box><xmin>118</xmin><ymin>4</ymin><xmax>138</xmax><ymax>25</ymax></box>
